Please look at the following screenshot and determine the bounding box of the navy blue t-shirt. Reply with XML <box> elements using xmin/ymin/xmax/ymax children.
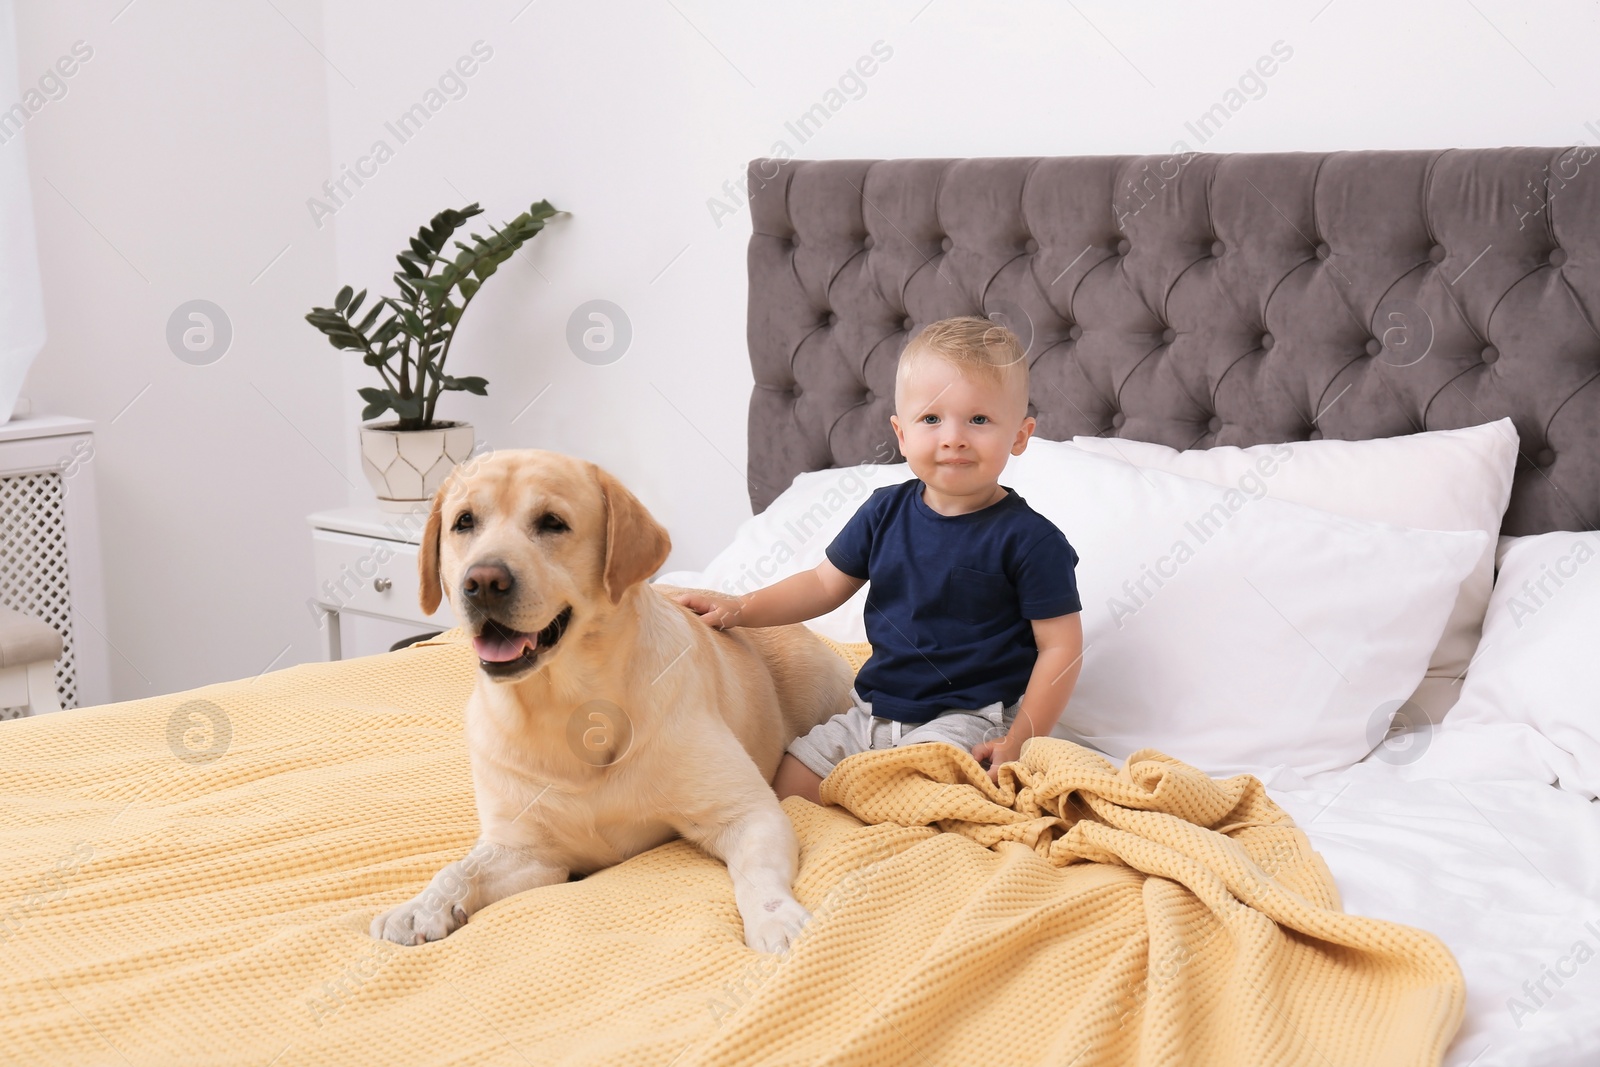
<box><xmin>825</xmin><ymin>479</ymin><xmax>1082</xmax><ymax>723</ymax></box>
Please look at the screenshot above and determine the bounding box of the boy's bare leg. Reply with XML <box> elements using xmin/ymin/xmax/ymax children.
<box><xmin>773</xmin><ymin>752</ymin><xmax>825</xmax><ymax>805</ymax></box>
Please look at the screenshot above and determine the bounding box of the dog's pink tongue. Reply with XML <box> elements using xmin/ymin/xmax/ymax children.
<box><xmin>473</xmin><ymin>630</ymin><xmax>532</xmax><ymax>663</ymax></box>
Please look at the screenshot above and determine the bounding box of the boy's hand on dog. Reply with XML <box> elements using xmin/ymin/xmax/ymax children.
<box><xmin>673</xmin><ymin>590</ymin><xmax>743</xmax><ymax>629</ymax></box>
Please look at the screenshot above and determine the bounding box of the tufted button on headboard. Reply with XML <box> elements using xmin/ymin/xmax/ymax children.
<box><xmin>744</xmin><ymin>150</ymin><xmax>1600</xmax><ymax>535</ymax></box>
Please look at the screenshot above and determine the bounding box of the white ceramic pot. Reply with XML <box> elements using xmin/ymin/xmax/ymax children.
<box><xmin>359</xmin><ymin>420</ymin><xmax>475</xmax><ymax>512</ymax></box>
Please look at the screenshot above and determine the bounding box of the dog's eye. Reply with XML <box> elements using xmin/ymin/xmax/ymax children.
<box><xmin>536</xmin><ymin>513</ymin><xmax>568</xmax><ymax>534</ymax></box>
<box><xmin>452</xmin><ymin>511</ymin><xmax>474</xmax><ymax>533</ymax></box>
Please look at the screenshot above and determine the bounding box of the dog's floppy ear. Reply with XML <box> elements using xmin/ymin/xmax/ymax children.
<box><xmin>418</xmin><ymin>473</ymin><xmax>452</xmax><ymax>616</ymax></box>
<box><xmin>595</xmin><ymin>463</ymin><xmax>672</xmax><ymax>604</ymax></box>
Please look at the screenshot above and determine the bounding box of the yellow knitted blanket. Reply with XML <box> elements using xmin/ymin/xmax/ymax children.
<box><xmin>0</xmin><ymin>628</ymin><xmax>1464</xmax><ymax>1066</ymax></box>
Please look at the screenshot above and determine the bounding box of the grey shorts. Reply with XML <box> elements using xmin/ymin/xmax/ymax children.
<box><xmin>786</xmin><ymin>687</ymin><xmax>1021</xmax><ymax>779</ymax></box>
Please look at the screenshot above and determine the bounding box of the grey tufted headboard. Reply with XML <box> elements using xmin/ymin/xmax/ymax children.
<box><xmin>744</xmin><ymin>150</ymin><xmax>1600</xmax><ymax>536</ymax></box>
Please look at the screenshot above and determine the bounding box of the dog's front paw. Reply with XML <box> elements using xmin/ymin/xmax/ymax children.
<box><xmin>742</xmin><ymin>895</ymin><xmax>812</xmax><ymax>954</ymax></box>
<box><xmin>370</xmin><ymin>892</ymin><xmax>469</xmax><ymax>946</ymax></box>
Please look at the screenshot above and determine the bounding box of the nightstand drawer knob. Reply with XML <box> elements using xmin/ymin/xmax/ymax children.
<box><xmin>373</xmin><ymin>577</ymin><xmax>393</xmax><ymax>593</ymax></box>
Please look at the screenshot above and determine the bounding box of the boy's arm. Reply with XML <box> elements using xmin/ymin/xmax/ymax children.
<box><xmin>979</xmin><ymin>612</ymin><xmax>1085</xmax><ymax>773</ymax></box>
<box><xmin>674</xmin><ymin>560</ymin><xmax>865</xmax><ymax>629</ymax></box>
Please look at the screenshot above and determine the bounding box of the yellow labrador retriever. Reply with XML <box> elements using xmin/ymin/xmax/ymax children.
<box><xmin>370</xmin><ymin>449</ymin><xmax>852</xmax><ymax>953</ymax></box>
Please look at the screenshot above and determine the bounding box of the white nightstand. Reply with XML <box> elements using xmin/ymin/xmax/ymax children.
<box><xmin>306</xmin><ymin>507</ymin><xmax>455</xmax><ymax>660</ymax></box>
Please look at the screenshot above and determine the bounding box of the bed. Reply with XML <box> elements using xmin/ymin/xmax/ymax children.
<box><xmin>723</xmin><ymin>149</ymin><xmax>1600</xmax><ymax>1064</ymax></box>
<box><xmin>2</xmin><ymin>148</ymin><xmax>1598</xmax><ymax>1066</ymax></box>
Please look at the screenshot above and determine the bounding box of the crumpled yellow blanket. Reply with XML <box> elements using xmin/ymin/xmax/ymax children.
<box><xmin>0</xmin><ymin>628</ymin><xmax>1463</xmax><ymax>1066</ymax></box>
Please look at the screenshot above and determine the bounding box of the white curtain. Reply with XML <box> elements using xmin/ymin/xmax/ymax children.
<box><xmin>0</xmin><ymin>0</ymin><xmax>46</xmax><ymax>425</ymax></box>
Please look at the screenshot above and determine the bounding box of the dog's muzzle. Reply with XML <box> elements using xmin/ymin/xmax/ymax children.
<box><xmin>472</xmin><ymin>606</ymin><xmax>574</xmax><ymax>679</ymax></box>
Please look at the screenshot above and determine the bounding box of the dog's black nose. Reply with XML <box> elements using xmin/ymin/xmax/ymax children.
<box><xmin>462</xmin><ymin>561</ymin><xmax>515</xmax><ymax>605</ymax></box>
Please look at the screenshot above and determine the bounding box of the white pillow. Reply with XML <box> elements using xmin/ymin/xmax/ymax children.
<box><xmin>654</xmin><ymin>460</ymin><xmax>911</xmax><ymax>643</ymax></box>
<box><xmin>1069</xmin><ymin>420</ymin><xmax>1519</xmax><ymax>723</ymax></box>
<box><xmin>1001</xmin><ymin>440</ymin><xmax>1488</xmax><ymax>778</ymax></box>
<box><xmin>1495</xmin><ymin>533</ymin><xmax>1519</xmax><ymax>572</ymax></box>
<box><xmin>1404</xmin><ymin>530</ymin><xmax>1600</xmax><ymax>797</ymax></box>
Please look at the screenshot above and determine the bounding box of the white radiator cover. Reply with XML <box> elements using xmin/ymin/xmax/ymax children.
<box><xmin>0</xmin><ymin>416</ymin><xmax>110</xmax><ymax>715</ymax></box>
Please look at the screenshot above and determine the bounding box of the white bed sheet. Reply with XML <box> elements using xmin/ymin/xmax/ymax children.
<box><xmin>1269</xmin><ymin>756</ymin><xmax>1600</xmax><ymax>1066</ymax></box>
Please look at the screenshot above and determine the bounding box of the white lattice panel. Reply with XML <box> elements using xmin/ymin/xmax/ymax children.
<box><xmin>0</xmin><ymin>471</ymin><xmax>76</xmax><ymax>718</ymax></box>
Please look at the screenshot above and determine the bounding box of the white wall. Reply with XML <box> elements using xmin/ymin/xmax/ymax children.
<box><xmin>14</xmin><ymin>0</ymin><xmax>1599</xmax><ymax>701</ymax></box>
<box><xmin>13</xmin><ymin>0</ymin><xmax>343</xmax><ymax>701</ymax></box>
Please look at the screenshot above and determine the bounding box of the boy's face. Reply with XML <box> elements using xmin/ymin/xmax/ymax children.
<box><xmin>889</xmin><ymin>356</ymin><xmax>1035</xmax><ymax>498</ymax></box>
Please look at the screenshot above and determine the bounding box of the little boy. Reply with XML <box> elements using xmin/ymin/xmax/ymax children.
<box><xmin>675</xmin><ymin>316</ymin><xmax>1084</xmax><ymax>802</ymax></box>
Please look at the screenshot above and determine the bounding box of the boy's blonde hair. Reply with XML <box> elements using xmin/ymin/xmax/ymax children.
<box><xmin>896</xmin><ymin>316</ymin><xmax>1029</xmax><ymax>416</ymax></box>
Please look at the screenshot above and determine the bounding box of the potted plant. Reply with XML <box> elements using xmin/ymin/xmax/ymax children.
<box><xmin>305</xmin><ymin>200</ymin><xmax>562</xmax><ymax>511</ymax></box>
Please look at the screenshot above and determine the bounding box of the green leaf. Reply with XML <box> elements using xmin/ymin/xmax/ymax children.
<box><xmin>359</xmin><ymin>388</ymin><xmax>392</xmax><ymax>421</ymax></box>
<box><xmin>335</xmin><ymin>285</ymin><xmax>353</xmax><ymax>311</ymax></box>
<box><xmin>355</xmin><ymin>302</ymin><xmax>383</xmax><ymax>334</ymax></box>
<box><xmin>407</xmin><ymin>205</ymin><xmax>484</xmax><ymax>267</ymax></box>
<box><xmin>440</xmin><ymin>374</ymin><xmax>489</xmax><ymax>395</ymax></box>
<box><xmin>416</xmin><ymin>277</ymin><xmax>449</xmax><ymax>306</ymax></box>
<box><xmin>346</xmin><ymin>289</ymin><xmax>366</xmax><ymax>317</ymax></box>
